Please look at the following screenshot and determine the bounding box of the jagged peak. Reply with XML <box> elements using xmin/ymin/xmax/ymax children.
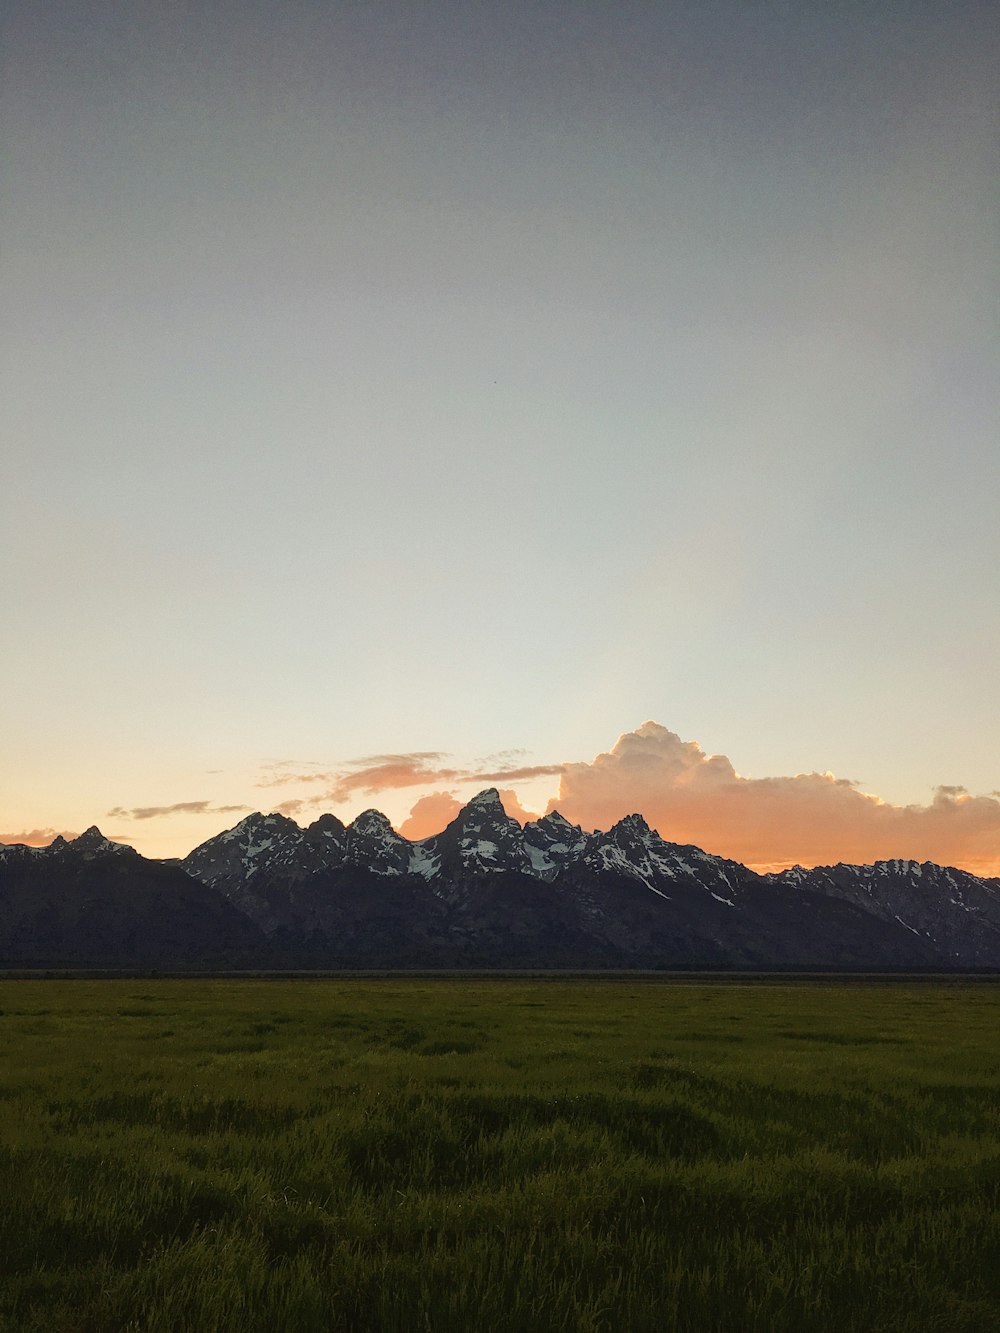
<box><xmin>70</xmin><ymin>827</ymin><xmax>135</xmax><ymax>856</ymax></box>
<box><xmin>615</xmin><ymin>813</ymin><xmax>653</xmax><ymax>834</ymax></box>
<box><xmin>307</xmin><ymin>813</ymin><xmax>347</xmax><ymax>838</ymax></box>
<box><xmin>255</xmin><ymin>811</ymin><xmax>301</xmax><ymax>831</ymax></box>
<box><xmin>213</xmin><ymin>811</ymin><xmax>303</xmax><ymax>847</ymax></box>
<box><xmin>536</xmin><ymin>809</ymin><xmax>580</xmax><ymax>831</ymax></box>
<box><xmin>350</xmin><ymin>808</ymin><xmax>400</xmax><ymax>836</ymax></box>
<box><xmin>465</xmin><ymin>788</ymin><xmax>503</xmax><ymax>810</ymax></box>
<box><xmin>231</xmin><ymin>812</ymin><xmax>262</xmax><ymax>828</ymax></box>
<box><xmin>232</xmin><ymin>810</ymin><xmax>300</xmax><ymax>834</ymax></box>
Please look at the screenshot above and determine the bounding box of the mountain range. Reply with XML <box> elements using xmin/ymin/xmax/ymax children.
<box><xmin>2</xmin><ymin>790</ymin><xmax>999</xmax><ymax>969</ymax></box>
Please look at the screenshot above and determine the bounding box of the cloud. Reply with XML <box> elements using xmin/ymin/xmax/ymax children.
<box><xmin>256</xmin><ymin>760</ymin><xmax>333</xmax><ymax>789</ymax></box>
<box><xmin>326</xmin><ymin>757</ymin><xmax>463</xmax><ymax>802</ymax></box>
<box><xmin>495</xmin><ymin>788</ymin><xmax>541</xmax><ymax>826</ymax></box>
<box><xmin>464</xmin><ymin>765</ymin><xmax>566</xmax><ymax>785</ymax></box>
<box><xmin>343</xmin><ymin>751</ymin><xmax>448</xmax><ymax>767</ymax></box>
<box><xmin>257</xmin><ymin>753</ymin><xmax>453</xmax><ymax>796</ymax></box>
<box><xmin>108</xmin><ymin>802</ymin><xmax>252</xmax><ymax>821</ymax></box>
<box><xmin>397</xmin><ymin>788</ymin><xmax>541</xmax><ymax>839</ymax></box>
<box><xmin>256</xmin><ymin>771</ymin><xmax>335</xmax><ymax>789</ymax></box>
<box><xmin>398</xmin><ymin>792</ymin><xmax>463</xmax><ymax>840</ymax></box>
<box><xmin>477</xmin><ymin>748</ymin><xmax>530</xmax><ymax>767</ymax></box>
<box><xmin>272</xmin><ymin>799</ymin><xmax>308</xmax><ymax>817</ymax></box>
<box><xmin>547</xmin><ymin>722</ymin><xmax>1000</xmax><ymax>875</ymax></box>
<box><xmin>255</xmin><ymin>745</ymin><xmax>566</xmax><ymax>809</ymax></box>
<box><xmin>304</xmin><ymin>752</ymin><xmax>565</xmax><ymax>805</ymax></box>
<box><xmin>261</xmin><ymin>759</ymin><xmax>326</xmax><ymax>770</ymax></box>
<box><xmin>0</xmin><ymin>828</ymin><xmax>78</xmax><ymax>847</ymax></box>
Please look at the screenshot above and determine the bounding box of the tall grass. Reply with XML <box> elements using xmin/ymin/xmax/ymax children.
<box><xmin>1</xmin><ymin>979</ymin><xmax>998</xmax><ymax>1331</ymax></box>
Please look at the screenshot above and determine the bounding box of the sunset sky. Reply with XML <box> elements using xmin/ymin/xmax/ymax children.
<box><xmin>3</xmin><ymin>2</ymin><xmax>998</xmax><ymax>872</ymax></box>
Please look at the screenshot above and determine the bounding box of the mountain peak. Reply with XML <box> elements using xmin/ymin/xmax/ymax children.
<box><xmin>222</xmin><ymin>811</ymin><xmax>301</xmax><ymax>842</ymax></box>
<box><xmin>70</xmin><ymin>827</ymin><xmax>134</xmax><ymax>856</ymax></box>
<box><xmin>251</xmin><ymin>811</ymin><xmax>300</xmax><ymax>831</ymax></box>
<box><xmin>617</xmin><ymin>813</ymin><xmax>652</xmax><ymax>834</ymax></box>
<box><xmin>538</xmin><ymin>810</ymin><xmax>579</xmax><ymax>831</ymax></box>
<box><xmin>342</xmin><ymin>809</ymin><xmax>412</xmax><ymax>875</ymax></box>
<box><xmin>467</xmin><ymin>788</ymin><xmax>503</xmax><ymax>809</ymax></box>
<box><xmin>306</xmin><ymin>813</ymin><xmax>347</xmax><ymax>839</ymax></box>
<box><xmin>350</xmin><ymin>809</ymin><xmax>397</xmax><ymax>835</ymax></box>
<box><xmin>425</xmin><ymin>788</ymin><xmax>532</xmax><ymax>876</ymax></box>
<box><xmin>227</xmin><ymin>811</ymin><xmax>267</xmax><ymax>833</ymax></box>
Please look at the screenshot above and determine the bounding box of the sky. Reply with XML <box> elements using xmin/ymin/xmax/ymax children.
<box><xmin>2</xmin><ymin>1</ymin><xmax>998</xmax><ymax>872</ymax></box>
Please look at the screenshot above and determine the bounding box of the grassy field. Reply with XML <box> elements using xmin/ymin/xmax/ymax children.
<box><xmin>1</xmin><ymin>978</ymin><xmax>998</xmax><ymax>1332</ymax></box>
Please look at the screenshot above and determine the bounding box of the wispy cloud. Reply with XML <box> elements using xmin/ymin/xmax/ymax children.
<box><xmin>343</xmin><ymin>751</ymin><xmax>448</xmax><ymax>767</ymax></box>
<box><xmin>256</xmin><ymin>772</ymin><xmax>335</xmax><ymax>789</ymax></box>
<box><xmin>107</xmin><ymin>802</ymin><xmax>251</xmax><ymax>821</ymax></box>
<box><xmin>547</xmin><ymin>722</ymin><xmax>1000</xmax><ymax>875</ymax></box>
<box><xmin>272</xmin><ymin>798</ymin><xmax>308</xmax><ymax>817</ymax></box>
<box><xmin>463</xmin><ymin>765</ymin><xmax>565</xmax><ymax>785</ymax></box>
<box><xmin>256</xmin><ymin>759</ymin><xmax>335</xmax><ymax>789</ymax></box>
<box><xmin>256</xmin><ymin>746</ymin><xmax>564</xmax><ymax>807</ymax></box>
<box><xmin>309</xmin><ymin>753</ymin><xmax>564</xmax><ymax>805</ymax></box>
<box><xmin>326</xmin><ymin>757</ymin><xmax>462</xmax><ymax>801</ymax></box>
<box><xmin>473</xmin><ymin>748</ymin><xmax>530</xmax><ymax>768</ymax></box>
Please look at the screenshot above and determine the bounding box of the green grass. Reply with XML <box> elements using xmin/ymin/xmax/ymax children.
<box><xmin>1</xmin><ymin>978</ymin><xmax>999</xmax><ymax>1331</ymax></box>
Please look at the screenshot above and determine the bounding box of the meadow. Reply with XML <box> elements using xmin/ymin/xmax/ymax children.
<box><xmin>1</xmin><ymin>976</ymin><xmax>998</xmax><ymax>1332</ymax></box>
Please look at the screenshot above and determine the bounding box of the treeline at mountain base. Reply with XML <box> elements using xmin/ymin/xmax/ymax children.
<box><xmin>2</xmin><ymin>979</ymin><xmax>999</xmax><ymax>1332</ymax></box>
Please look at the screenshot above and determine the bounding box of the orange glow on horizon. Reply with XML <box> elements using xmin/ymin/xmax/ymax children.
<box><xmin>5</xmin><ymin>725</ymin><xmax>998</xmax><ymax>878</ymax></box>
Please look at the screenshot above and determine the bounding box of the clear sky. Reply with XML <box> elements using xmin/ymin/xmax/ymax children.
<box><xmin>3</xmin><ymin>1</ymin><xmax>998</xmax><ymax>870</ymax></box>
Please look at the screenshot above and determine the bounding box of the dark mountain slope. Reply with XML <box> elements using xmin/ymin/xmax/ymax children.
<box><xmin>0</xmin><ymin>829</ymin><xmax>263</xmax><ymax>967</ymax></box>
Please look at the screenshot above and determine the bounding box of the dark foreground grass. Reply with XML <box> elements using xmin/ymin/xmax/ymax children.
<box><xmin>1</xmin><ymin>979</ymin><xmax>998</xmax><ymax>1332</ymax></box>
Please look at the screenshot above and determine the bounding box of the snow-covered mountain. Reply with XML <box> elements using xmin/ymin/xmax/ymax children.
<box><xmin>3</xmin><ymin>792</ymin><xmax>999</xmax><ymax>968</ymax></box>
<box><xmin>767</xmin><ymin>859</ymin><xmax>1000</xmax><ymax>966</ymax></box>
<box><xmin>168</xmin><ymin>790</ymin><xmax>999</xmax><ymax>968</ymax></box>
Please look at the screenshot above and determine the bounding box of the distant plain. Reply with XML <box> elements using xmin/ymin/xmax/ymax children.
<box><xmin>1</xmin><ymin>978</ymin><xmax>998</xmax><ymax>1331</ymax></box>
